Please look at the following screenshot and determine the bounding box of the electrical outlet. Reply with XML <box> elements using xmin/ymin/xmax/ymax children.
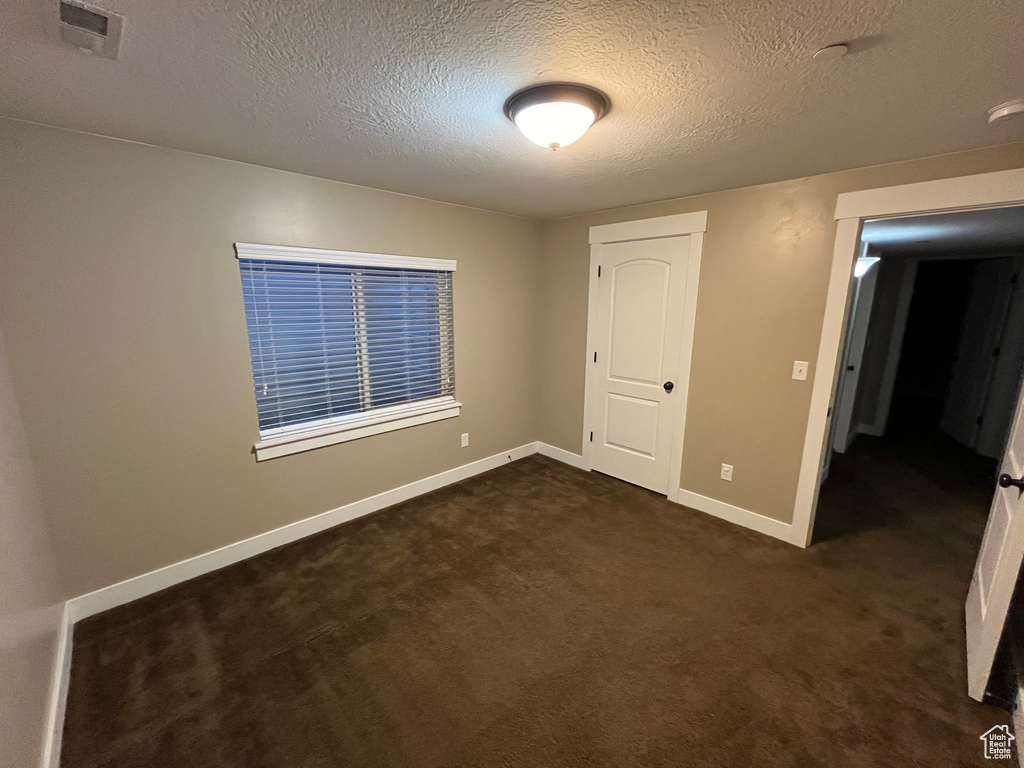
<box><xmin>721</xmin><ymin>463</ymin><xmax>733</xmax><ymax>481</ymax></box>
<box><xmin>792</xmin><ymin>361</ymin><xmax>809</xmax><ymax>381</ymax></box>
<box><xmin>461</xmin><ymin>433</ymin><xmax>469</xmax><ymax>448</ymax></box>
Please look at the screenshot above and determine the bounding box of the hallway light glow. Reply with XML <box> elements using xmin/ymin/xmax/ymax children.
<box><xmin>854</xmin><ymin>257</ymin><xmax>880</xmax><ymax>278</ymax></box>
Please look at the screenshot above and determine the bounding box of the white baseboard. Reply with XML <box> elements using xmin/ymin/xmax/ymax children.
<box><xmin>57</xmin><ymin>441</ymin><xmax>823</xmax><ymax>768</ymax></box>
<box><xmin>535</xmin><ymin>442</ymin><xmax>588</xmax><ymax>471</ymax></box>
<box><xmin>43</xmin><ymin>441</ymin><xmax>802</xmax><ymax>768</ymax></box>
<box><xmin>67</xmin><ymin>442</ymin><xmax>540</xmax><ymax>623</ymax></box>
<box><xmin>48</xmin><ymin>441</ymin><xmax>587</xmax><ymax>767</ymax></box>
<box><xmin>40</xmin><ymin>602</ymin><xmax>72</xmax><ymax>768</ymax></box>
<box><xmin>673</xmin><ymin>487</ymin><xmax>803</xmax><ymax>547</ymax></box>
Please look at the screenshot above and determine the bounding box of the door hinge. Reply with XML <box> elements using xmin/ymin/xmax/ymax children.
<box><xmin>598</xmin><ymin>265</ymin><xmax>601</xmax><ymax>277</ymax></box>
<box><xmin>590</xmin><ymin>431</ymin><xmax>593</xmax><ymax>442</ymax></box>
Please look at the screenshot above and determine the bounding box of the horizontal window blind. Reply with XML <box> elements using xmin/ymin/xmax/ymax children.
<box><xmin>239</xmin><ymin>258</ymin><xmax>454</xmax><ymax>434</ymax></box>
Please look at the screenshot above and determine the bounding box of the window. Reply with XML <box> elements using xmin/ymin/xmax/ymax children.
<box><xmin>235</xmin><ymin>243</ymin><xmax>458</xmax><ymax>460</ymax></box>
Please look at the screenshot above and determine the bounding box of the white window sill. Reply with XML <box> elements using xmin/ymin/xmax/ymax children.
<box><xmin>253</xmin><ymin>397</ymin><xmax>461</xmax><ymax>461</ymax></box>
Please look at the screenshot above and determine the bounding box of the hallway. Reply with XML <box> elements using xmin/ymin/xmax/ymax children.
<box><xmin>813</xmin><ymin>408</ymin><xmax>1010</xmax><ymax>759</ymax></box>
<box><xmin>816</xmin><ymin>403</ymin><xmax>997</xmax><ymax>548</ymax></box>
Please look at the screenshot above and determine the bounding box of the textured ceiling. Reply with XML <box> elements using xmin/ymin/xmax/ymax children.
<box><xmin>1</xmin><ymin>0</ymin><xmax>1023</xmax><ymax>218</ymax></box>
<box><xmin>863</xmin><ymin>206</ymin><xmax>1024</xmax><ymax>255</ymax></box>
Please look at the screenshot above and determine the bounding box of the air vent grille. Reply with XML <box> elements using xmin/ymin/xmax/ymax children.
<box><xmin>59</xmin><ymin>2</ymin><xmax>108</xmax><ymax>36</ymax></box>
<box><xmin>55</xmin><ymin>1</ymin><xmax>123</xmax><ymax>59</ymax></box>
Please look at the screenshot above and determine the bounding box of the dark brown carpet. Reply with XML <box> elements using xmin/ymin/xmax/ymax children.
<box><xmin>63</xmin><ymin>436</ymin><xmax>1008</xmax><ymax>767</ymax></box>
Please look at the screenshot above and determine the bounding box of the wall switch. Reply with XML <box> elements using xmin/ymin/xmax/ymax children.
<box><xmin>720</xmin><ymin>463</ymin><xmax>733</xmax><ymax>481</ymax></box>
<box><xmin>792</xmin><ymin>361</ymin><xmax>809</xmax><ymax>381</ymax></box>
<box><xmin>461</xmin><ymin>433</ymin><xmax>469</xmax><ymax>448</ymax></box>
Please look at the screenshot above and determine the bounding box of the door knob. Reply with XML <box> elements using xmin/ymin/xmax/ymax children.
<box><xmin>999</xmin><ymin>474</ymin><xmax>1024</xmax><ymax>492</ymax></box>
<box><xmin>663</xmin><ymin>381</ymin><xmax>674</xmax><ymax>393</ymax></box>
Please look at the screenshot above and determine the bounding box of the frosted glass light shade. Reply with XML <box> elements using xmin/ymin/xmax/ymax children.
<box><xmin>504</xmin><ymin>83</ymin><xmax>610</xmax><ymax>151</ymax></box>
<box><xmin>513</xmin><ymin>102</ymin><xmax>596</xmax><ymax>150</ymax></box>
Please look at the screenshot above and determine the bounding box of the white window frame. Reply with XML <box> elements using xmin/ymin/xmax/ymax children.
<box><xmin>235</xmin><ymin>243</ymin><xmax>459</xmax><ymax>461</ymax></box>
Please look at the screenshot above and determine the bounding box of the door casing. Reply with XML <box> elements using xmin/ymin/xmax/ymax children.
<box><xmin>795</xmin><ymin>168</ymin><xmax>1024</xmax><ymax>547</ymax></box>
<box><xmin>831</xmin><ymin>258</ymin><xmax>880</xmax><ymax>454</ymax></box>
<box><xmin>582</xmin><ymin>211</ymin><xmax>707</xmax><ymax>502</ymax></box>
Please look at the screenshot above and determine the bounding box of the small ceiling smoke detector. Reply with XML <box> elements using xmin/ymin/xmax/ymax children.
<box><xmin>812</xmin><ymin>43</ymin><xmax>849</xmax><ymax>61</ymax></box>
<box><xmin>988</xmin><ymin>99</ymin><xmax>1024</xmax><ymax>124</ymax></box>
<box><xmin>504</xmin><ymin>83</ymin><xmax>610</xmax><ymax>150</ymax></box>
<box><xmin>53</xmin><ymin>1</ymin><xmax>124</xmax><ymax>60</ymax></box>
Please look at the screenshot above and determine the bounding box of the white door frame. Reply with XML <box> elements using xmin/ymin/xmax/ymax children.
<box><xmin>832</xmin><ymin>257</ymin><xmax>880</xmax><ymax>453</ymax></box>
<box><xmin>792</xmin><ymin>167</ymin><xmax>1024</xmax><ymax>547</ymax></box>
<box><xmin>581</xmin><ymin>211</ymin><xmax>707</xmax><ymax>502</ymax></box>
<box><xmin>859</xmin><ymin>256</ymin><xmax>918</xmax><ymax>437</ymax></box>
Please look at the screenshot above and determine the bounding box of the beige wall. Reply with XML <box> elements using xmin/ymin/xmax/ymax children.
<box><xmin>0</xmin><ymin>120</ymin><xmax>543</xmax><ymax>596</ymax></box>
<box><xmin>2</xmin><ymin>116</ymin><xmax>1024</xmax><ymax>604</ymax></box>
<box><xmin>538</xmin><ymin>143</ymin><xmax>1024</xmax><ymax>524</ymax></box>
<box><xmin>0</xmin><ymin>326</ymin><xmax>66</xmax><ymax>768</ymax></box>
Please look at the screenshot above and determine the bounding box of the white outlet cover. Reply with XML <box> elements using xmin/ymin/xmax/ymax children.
<box><xmin>461</xmin><ymin>433</ymin><xmax>469</xmax><ymax>447</ymax></box>
<box><xmin>721</xmin><ymin>463</ymin><xmax>733</xmax><ymax>481</ymax></box>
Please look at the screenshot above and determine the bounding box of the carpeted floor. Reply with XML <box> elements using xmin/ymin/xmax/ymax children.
<box><xmin>63</xmin><ymin>434</ymin><xmax>1008</xmax><ymax>767</ymax></box>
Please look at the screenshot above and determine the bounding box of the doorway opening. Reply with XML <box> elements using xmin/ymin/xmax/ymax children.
<box><xmin>814</xmin><ymin>202</ymin><xmax>1024</xmax><ymax>705</ymax></box>
<box><xmin>817</xmin><ymin>206</ymin><xmax>1024</xmax><ymax>543</ymax></box>
<box><xmin>793</xmin><ymin>169</ymin><xmax>1024</xmax><ymax>704</ymax></box>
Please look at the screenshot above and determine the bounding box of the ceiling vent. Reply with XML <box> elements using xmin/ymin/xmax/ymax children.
<box><xmin>55</xmin><ymin>1</ymin><xmax>123</xmax><ymax>59</ymax></box>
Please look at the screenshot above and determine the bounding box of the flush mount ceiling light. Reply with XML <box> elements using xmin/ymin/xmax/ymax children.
<box><xmin>988</xmin><ymin>98</ymin><xmax>1024</xmax><ymax>124</ymax></box>
<box><xmin>504</xmin><ymin>83</ymin><xmax>610</xmax><ymax>150</ymax></box>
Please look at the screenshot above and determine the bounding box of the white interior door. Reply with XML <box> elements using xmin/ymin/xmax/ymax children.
<box><xmin>589</xmin><ymin>236</ymin><xmax>690</xmax><ymax>494</ymax></box>
<box><xmin>976</xmin><ymin>256</ymin><xmax>1024</xmax><ymax>459</ymax></box>
<box><xmin>966</xmin><ymin>381</ymin><xmax>1024</xmax><ymax>701</ymax></box>
<box><xmin>832</xmin><ymin>259</ymin><xmax>879</xmax><ymax>454</ymax></box>
<box><xmin>942</xmin><ymin>257</ymin><xmax>1016</xmax><ymax>450</ymax></box>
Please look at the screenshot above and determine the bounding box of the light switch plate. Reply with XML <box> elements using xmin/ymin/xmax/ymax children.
<box><xmin>792</xmin><ymin>361</ymin><xmax>809</xmax><ymax>381</ymax></box>
<box><xmin>461</xmin><ymin>433</ymin><xmax>469</xmax><ymax>448</ymax></box>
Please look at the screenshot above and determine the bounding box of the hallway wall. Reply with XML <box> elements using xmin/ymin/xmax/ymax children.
<box><xmin>0</xmin><ymin>326</ymin><xmax>66</xmax><ymax>768</ymax></box>
<box><xmin>853</xmin><ymin>255</ymin><xmax>908</xmax><ymax>432</ymax></box>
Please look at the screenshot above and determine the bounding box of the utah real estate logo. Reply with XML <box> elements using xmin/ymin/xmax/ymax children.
<box><xmin>980</xmin><ymin>725</ymin><xmax>1014</xmax><ymax>759</ymax></box>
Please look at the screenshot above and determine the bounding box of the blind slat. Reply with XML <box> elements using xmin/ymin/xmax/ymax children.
<box><xmin>252</xmin><ymin>359</ymin><xmax>449</xmax><ymax>379</ymax></box>
<box><xmin>257</xmin><ymin>369</ymin><xmax>446</xmax><ymax>396</ymax></box>
<box><xmin>258</xmin><ymin>392</ymin><xmax>443</xmax><ymax>418</ymax></box>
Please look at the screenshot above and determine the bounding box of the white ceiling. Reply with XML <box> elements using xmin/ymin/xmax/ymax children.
<box><xmin>862</xmin><ymin>206</ymin><xmax>1024</xmax><ymax>255</ymax></box>
<box><xmin>2</xmin><ymin>0</ymin><xmax>1023</xmax><ymax>218</ymax></box>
